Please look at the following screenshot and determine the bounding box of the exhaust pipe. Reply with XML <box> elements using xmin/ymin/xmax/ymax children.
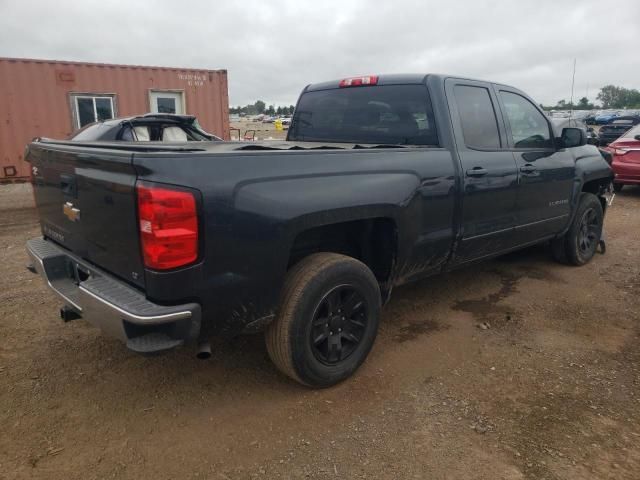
<box><xmin>196</xmin><ymin>341</ymin><xmax>211</xmax><ymax>359</ymax></box>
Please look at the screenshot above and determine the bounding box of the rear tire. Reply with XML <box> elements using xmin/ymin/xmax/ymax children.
<box><xmin>265</xmin><ymin>253</ymin><xmax>381</xmax><ymax>387</ymax></box>
<box><xmin>552</xmin><ymin>193</ymin><xmax>603</xmax><ymax>266</ymax></box>
<box><xmin>613</xmin><ymin>183</ymin><xmax>624</xmax><ymax>193</ymax></box>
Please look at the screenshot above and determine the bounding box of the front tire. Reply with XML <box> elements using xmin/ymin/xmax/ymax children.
<box><xmin>265</xmin><ymin>253</ymin><xmax>381</xmax><ymax>387</ymax></box>
<box><xmin>552</xmin><ymin>193</ymin><xmax>603</xmax><ymax>266</ymax></box>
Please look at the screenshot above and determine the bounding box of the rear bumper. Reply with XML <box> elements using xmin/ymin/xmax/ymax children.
<box><xmin>612</xmin><ymin>160</ymin><xmax>640</xmax><ymax>185</ymax></box>
<box><xmin>26</xmin><ymin>237</ymin><xmax>201</xmax><ymax>354</ymax></box>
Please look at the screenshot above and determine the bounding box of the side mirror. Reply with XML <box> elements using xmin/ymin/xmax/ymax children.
<box><xmin>561</xmin><ymin>127</ymin><xmax>587</xmax><ymax>148</ymax></box>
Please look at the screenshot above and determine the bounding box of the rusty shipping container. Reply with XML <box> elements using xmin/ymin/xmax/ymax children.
<box><xmin>0</xmin><ymin>57</ymin><xmax>230</xmax><ymax>182</ymax></box>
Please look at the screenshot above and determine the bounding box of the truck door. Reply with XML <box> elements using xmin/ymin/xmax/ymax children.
<box><xmin>495</xmin><ymin>88</ymin><xmax>575</xmax><ymax>242</ymax></box>
<box><xmin>445</xmin><ymin>79</ymin><xmax>520</xmax><ymax>263</ymax></box>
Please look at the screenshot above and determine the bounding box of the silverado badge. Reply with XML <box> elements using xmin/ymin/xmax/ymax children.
<box><xmin>63</xmin><ymin>202</ymin><xmax>81</xmax><ymax>222</ymax></box>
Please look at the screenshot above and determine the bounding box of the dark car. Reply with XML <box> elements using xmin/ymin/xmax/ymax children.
<box><xmin>598</xmin><ymin>116</ymin><xmax>640</xmax><ymax>146</ymax></box>
<box><xmin>551</xmin><ymin>118</ymin><xmax>599</xmax><ymax>145</ymax></box>
<box><xmin>25</xmin><ymin>74</ymin><xmax>613</xmax><ymax>387</ymax></box>
<box><xmin>70</xmin><ymin>114</ymin><xmax>222</xmax><ymax>142</ymax></box>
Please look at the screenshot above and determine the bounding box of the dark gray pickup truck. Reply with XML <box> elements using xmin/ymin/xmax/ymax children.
<box><xmin>26</xmin><ymin>74</ymin><xmax>613</xmax><ymax>387</ymax></box>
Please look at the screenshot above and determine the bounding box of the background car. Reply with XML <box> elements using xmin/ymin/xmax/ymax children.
<box><xmin>70</xmin><ymin>114</ymin><xmax>222</xmax><ymax>142</ymax></box>
<box><xmin>551</xmin><ymin>117</ymin><xmax>599</xmax><ymax>145</ymax></box>
<box><xmin>598</xmin><ymin>116</ymin><xmax>640</xmax><ymax>146</ymax></box>
<box><xmin>602</xmin><ymin>124</ymin><xmax>640</xmax><ymax>192</ymax></box>
<box><xmin>594</xmin><ymin>111</ymin><xmax>621</xmax><ymax>125</ymax></box>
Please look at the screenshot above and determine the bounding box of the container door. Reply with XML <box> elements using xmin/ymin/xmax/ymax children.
<box><xmin>149</xmin><ymin>91</ymin><xmax>185</xmax><ymax>114</ymax></box>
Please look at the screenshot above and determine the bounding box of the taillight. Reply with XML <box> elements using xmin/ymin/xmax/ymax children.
<box><xmin>613</xmin><ymin>148</ymin><xmax>629</xmax><ymax>156</ymax></box>
<box><xmin>136</xmin><ymin>183</ymin><xmax>198</xmax><ymax>270</ymax></box>
<box><xmin>339</xmin><ymin>75</ymin><xmax>379</xmax><ymax>88</ymax></box>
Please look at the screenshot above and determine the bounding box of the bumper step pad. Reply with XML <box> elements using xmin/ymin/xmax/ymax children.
<box><xmin>127</xmin><ymin>333</ymin><xmax>184</xmax><ymax>355</ymax></box>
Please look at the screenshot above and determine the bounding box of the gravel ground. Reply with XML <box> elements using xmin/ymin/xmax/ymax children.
<box><xmin>0</xmin><ymin>184</ymin><xmax>639</xmax><ymax>480</ymax></box>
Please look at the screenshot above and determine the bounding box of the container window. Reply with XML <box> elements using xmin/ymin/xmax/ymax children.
<box><xmin>71</xmin><ymin>94</ymin><xmax>116</xmax><ymax>129</ymax></box>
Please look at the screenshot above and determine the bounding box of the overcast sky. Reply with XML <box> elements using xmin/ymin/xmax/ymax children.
<box><xmin>1</xmin><ymin>0</ymin><xmax>638</xmax><ymax>107</ymax></box>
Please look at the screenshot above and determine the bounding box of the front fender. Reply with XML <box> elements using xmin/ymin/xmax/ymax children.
<box><xmin>560</xmin><ymin>146</ymin><xmax>613</xmax><ymax>237</ymax></box>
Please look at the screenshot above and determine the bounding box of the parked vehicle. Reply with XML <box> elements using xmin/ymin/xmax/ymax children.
<box><xmin>25</xmin><ymin>74</ymin><xmax>613</xmax><ymax>387</ymax></box>
<box><xmin>70</xmin><ymin>114</ymin><xmax>222</xmax><ymax>142</ymax></box>
<box><xmin>584</xmin><ymin>113</ymin><xmax>598</xmax><ymax>125</ymax></box>
<box><xmin>551</xmin><ymin>118</ymin><xmax>599</xmax><ymax>146</ymax></box>
<box><xmin>598</xmin><ymin>116</ymin><xmax>640</xmax><ymax>146</ymax></box>
<box><xmin>602</xmin><ymin>124</ymin><xmax>640</xmax><ymax>192</ymax></box>
<box><xmin>594</xmin><ymin>112</ymin><xmax>620</xmax><ymax>125</ymax></box>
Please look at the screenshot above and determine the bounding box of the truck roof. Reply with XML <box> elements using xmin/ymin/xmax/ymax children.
<box><xmin>304</xmin><ymin>73</ymin><xmax>515</xmax><ymax>92</ymax></box>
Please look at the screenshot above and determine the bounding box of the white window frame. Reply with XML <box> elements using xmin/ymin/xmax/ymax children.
<box><xmin>69</xmin><ymin>93</ymin><xmax>117</xmax><ymax>130</ymax></box>
<box><xmin>148</xmin><ymin>89</ymin><xmax>186</xmax><ymax>115</ymax></box>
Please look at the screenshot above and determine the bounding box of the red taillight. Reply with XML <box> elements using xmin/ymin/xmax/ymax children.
<box><xmin>339</xmin><ymin>75</ymin><xmax>379</xmax><ymax>88</ymax></box>
<box><xmin>136</xmin><ymin>183</ymin><xmax>198</xmax><ymax>270</ymax></box>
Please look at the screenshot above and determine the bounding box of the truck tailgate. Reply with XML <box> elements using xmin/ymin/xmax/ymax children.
<box><xmin>27</xmin><ymin>142</ymin><xmax>145</xmax><ymax>289</ymax></box>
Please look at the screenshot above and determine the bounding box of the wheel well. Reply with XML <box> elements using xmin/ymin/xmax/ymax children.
<box><xmin>582</xmin><ymin>178</ymin><xmax>610</xmax><ymax>210</ymax></box>
<box><xmin>288</xmin><ymin>218</ymin><xmax>397</xmax><ymax>285</ymax></box>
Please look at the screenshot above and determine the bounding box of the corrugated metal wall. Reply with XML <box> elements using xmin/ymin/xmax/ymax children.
<box><xmin>0</xmin><ymin>57</ymin><xmax>230</xmax><ymax>181</ymax></box>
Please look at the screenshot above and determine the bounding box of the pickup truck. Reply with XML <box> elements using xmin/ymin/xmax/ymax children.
<box><xmin>26</xmin><ymin>74</ymin><xmax>613</xmax><ymax>387</ymax></box>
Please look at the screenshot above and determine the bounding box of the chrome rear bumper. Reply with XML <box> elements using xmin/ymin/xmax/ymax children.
<box><xmin>26</xmin><ymin>237</ymin><xmax>201</xmax><ymax>354</ymax></box>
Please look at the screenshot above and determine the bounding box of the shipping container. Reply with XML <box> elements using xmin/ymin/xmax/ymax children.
<box><xmin>0</xmin><ymin>57</ymin><xmax>230</xmax><ymax>182</ymax></box>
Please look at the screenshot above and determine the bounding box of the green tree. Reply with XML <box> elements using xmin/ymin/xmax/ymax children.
<box><xmin>597</xmin><ymin>85</ymin><xmax>640</xmax><ymax>109</ymax></box>
<box><xmin>254</xmin><ymin>100</ymin><xmax>266</xmax><ymax>114</ymax></box>
<box><xmin>289</xmin><ymin>105</ymin><xmax>295</xmax><ymax>114</ymax></box>
<box><xmin>276</xmin><ymin>106</ymin><xmax>283</xmax><ymax>115</ymax></box>
<box><xmin>577</xmin><ymin>97</ymin><xmax>594</xmax><ymax>110</ymax></box>
<box><xmin>266</xmin><ymin>104</ymin><xmax>275</xmax><ymax>115</ymax></box>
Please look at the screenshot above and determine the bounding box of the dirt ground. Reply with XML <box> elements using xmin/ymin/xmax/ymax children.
<box><xmin>1</xmin><ymin>184</ymin><xmax>639</xmax><ymax>480</ymax></box>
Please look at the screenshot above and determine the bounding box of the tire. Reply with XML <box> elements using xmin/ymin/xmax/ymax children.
<box><xmin>552</xmin><ymin>193</ymin><xmax>603</xmax><ymax>266</ymax></box>
<box><xmin>265</xmin><ymin>253</ymin><xmax>381</xmax><ymax>387</ymax></box>
<box><xmin>613</xmin><ymin>183</ymin><xmax>624</xmax><ymax>193</ymax></box>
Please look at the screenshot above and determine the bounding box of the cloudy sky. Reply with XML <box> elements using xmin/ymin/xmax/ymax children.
<box><xmin>1</xmin><ymin>0</ymin><xmax>638</xmax><ymax>107</ymax></box>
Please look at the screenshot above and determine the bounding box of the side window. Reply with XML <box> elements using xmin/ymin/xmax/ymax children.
<box><xmin>119</xmin><ymin>126</ymin><xmax>135</xmax><ymax>141</ymax></box>
<box><xmin>454</xmin><ymin>85</ymin><xmax>501</xmax><ymax>150</ymax></box>
<box><xmin>499</xmin><ymin>91</ymin><xmax>552</xmax><ymax>149</ymax></box>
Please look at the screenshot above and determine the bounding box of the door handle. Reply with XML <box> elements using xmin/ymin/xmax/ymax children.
<box><xmin>520</xmin><ymin>164</ymin><xmax>537</xmax><ymax>174</ymax></box>
<box><xmin>466</xmin><ymin>167</ymin><xmax>488</xmax><ymax>177</ymax></box>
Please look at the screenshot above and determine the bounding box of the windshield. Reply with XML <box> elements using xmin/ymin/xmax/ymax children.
<box><xmin>288</xmin><ymin>84</ymin><xmax>439</xmax><ymax>146</ymax></box>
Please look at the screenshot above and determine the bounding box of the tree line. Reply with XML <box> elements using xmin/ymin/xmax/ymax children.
<box><xmin>229</xmin><ymin>100</ymin><xmax>295</xmax><ymax>116</ymax></box>
<box><xmin>543</xmin><ymin>85</ymin><xmax>640</xmax><ymax>110</ymax></box>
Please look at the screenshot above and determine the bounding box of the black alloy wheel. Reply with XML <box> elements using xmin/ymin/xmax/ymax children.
<box><xmin>310</xmin><ymin>285</ymin><xmax>368</xmax><ymax>365</ymax></box>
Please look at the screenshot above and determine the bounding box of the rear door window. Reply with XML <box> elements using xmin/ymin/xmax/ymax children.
<box><xmin>289</xmin><ymin>85</ymin><xmax>438</xmax><ymax>146</ymax></box>
<box><xmin>453</xmin><ymin>85</ymin><xmax>501</xmax><ymax>150</ymax></box>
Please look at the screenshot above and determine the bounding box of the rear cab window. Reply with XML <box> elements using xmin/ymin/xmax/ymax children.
<box><xmin>288</xmin><ymin>84</ymin><xmax>439</xmax><ymax>146</ymax></box>
<box><xmin>621</xmin><ymin>124</ymin><xmax>640</xmax><ymax>139</ymax></box>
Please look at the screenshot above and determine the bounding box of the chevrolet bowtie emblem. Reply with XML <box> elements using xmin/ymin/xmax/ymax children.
<box><xmin>63</xmin><ymin>202</ymin><xmax>81</xmax><ymax>222</ymax></box>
